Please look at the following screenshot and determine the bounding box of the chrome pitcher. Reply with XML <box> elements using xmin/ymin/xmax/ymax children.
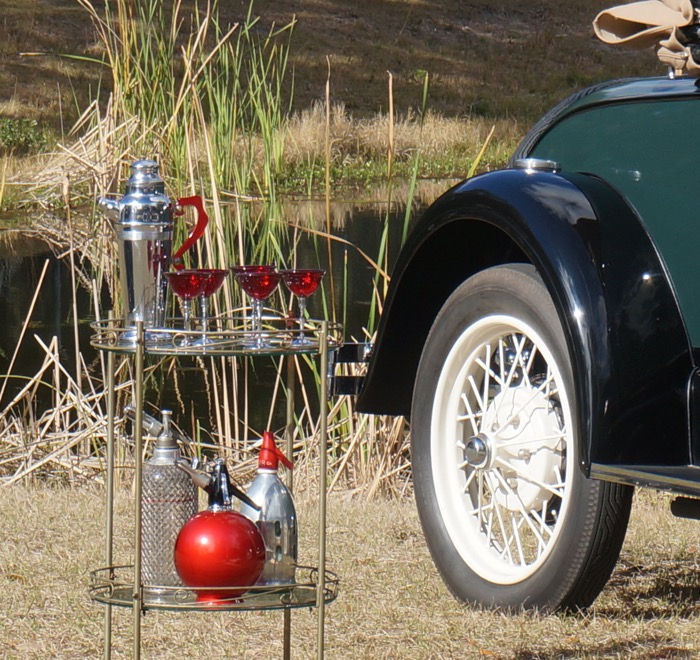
<box><xmin>98</xmin><ymin>159</ymin><xmax>208</xmax><ymax>332</ymax></box>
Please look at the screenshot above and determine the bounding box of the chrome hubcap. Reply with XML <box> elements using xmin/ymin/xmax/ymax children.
<box><xmin>464</xmin><ymin>433</ymin><xmax>490</xmax><ymax>469</ymax></box>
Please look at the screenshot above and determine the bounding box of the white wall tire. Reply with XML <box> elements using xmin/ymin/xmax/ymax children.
<box><xmin>411</xmin><ymin>264</ymin><xmax>633</xmax><ymax>610</ymax></box>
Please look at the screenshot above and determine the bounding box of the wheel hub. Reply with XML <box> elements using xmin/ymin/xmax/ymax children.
<box><xmin>468</xmin><ymin>385</ymin><xmax>563</xmax><ymax>513</ymax></box>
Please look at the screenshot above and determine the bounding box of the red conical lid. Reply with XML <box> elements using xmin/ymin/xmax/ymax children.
<box><xmin>259</xmin><ymin>431</ymin><xmax>294</xmax><ymax>471</ymax></box>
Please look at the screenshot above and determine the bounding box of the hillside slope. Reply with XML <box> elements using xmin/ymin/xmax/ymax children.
<box><xmin>1</xmin><ymin>0</ymin><xmax>657</xmax><ymax>128</ymax></box>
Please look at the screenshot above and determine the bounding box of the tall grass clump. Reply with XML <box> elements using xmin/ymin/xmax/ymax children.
<box><xmin>316</xmin><ymin>68</ymin><xmax>500</xmax><ymax>496</ymax></box>
<box><xmin>0</xmin><ymin>2</ymin><xmax>500</xmax><ymax>498</ymax></box>
<box><xmin>0</xmin><ymin>1</ymin><xmax>302</xmax><ymax>484</ymax></box>
<box><xmin>75</xmin><ymin>0</ymin><xmax>293</xmax><ymax>204</ymax></box>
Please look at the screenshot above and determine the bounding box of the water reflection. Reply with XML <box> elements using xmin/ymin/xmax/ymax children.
<box><xmin>0</xmin><ymin>232</ymin><xmax>94</xmax><ymax>404</ymax></box>
<box><xmin>0</xmin><ymin>193</ymin><xmax>439</xmax><ymax>412</ymax></box>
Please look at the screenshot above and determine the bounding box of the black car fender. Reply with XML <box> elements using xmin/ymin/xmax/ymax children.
<box><xmin>356</xmin><ymin>168</ymin><xmax>693</xmax><ymax>472</ymax></box>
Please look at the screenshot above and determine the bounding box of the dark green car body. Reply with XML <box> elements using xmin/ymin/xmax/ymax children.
<box><xmin>526</xmin><ymin>77</ymin><xmax>700</xmax><ymax>345</ymax></box>
<box><xmin>358</xmin><ymin>76</ymin><xmax>700</xmax><ymax>498</ymax></box>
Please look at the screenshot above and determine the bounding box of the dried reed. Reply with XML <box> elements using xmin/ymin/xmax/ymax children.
<box><xmin>0</xmin><ymin>0</ymin><xmax>492</xmax><ymax>497</ymax></box>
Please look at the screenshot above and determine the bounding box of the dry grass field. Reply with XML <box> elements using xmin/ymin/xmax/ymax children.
<box><xmin>1</xmin><ymin>3</ymin><xmax>700</xmax><ymax>659</ymax></box>
<box><xmin>0</xmin><ymin>0</ymin><xmax>656</xmax><ymax>126</ymax></box>
<box><xmin>1</xmin><ymin>484</ymin><xmax>700</xmax><ymax>658</ymax></box>
<box><xmin>0</xmin><ymin>0</ymin><xmax>660</xmax><ymax>192</ymax></box>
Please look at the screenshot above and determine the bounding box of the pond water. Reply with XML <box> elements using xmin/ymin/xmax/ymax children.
<box><xmin>0</xmin><ymin>187</ymin><xmax>449</xmax><ymax>423</ymax></box>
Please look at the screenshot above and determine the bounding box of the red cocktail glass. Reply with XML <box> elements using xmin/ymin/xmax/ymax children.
<box><xmin>193</xmin><ymin>268</ymin><xmax>229</xmax><ymax>334</ymax></box>
<box><xmin>281</xmin><ymin>269</ymin><xmax>326</xmax><ymax>345</ymax></box>
<box><xmin>231</xmin><ymin>265</ymin><xmax>281</xmax><ymax>348</ymax></box>
<box><xmin>165</xmin><ymin>270</ymin><xmax>209</xmax><ymax>342</ymax></box>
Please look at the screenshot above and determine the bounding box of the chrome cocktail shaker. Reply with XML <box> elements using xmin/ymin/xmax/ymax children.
<box><xmin>98</xmin><ymin>159</ymin><xmax>208</xmax><ymax>336</ymax></box>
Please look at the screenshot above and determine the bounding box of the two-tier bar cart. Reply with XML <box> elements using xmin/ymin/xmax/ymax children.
<box><xmin>89</xmin><ymin>315</ymin><xmax>343</xmax><ymax>659</ymax></box>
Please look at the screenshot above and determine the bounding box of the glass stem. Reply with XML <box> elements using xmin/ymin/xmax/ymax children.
<box><xmin>298</xmin><ymin>296</ymin><xmax>307</xmax><ymax>343</ymax></box>
<box><xmin>200</xmin><ymin>295</ymin><xmax>209</xmax><ymax>333</ymax></box>
<box><xmin>252</xmin><ymin>298</ymin><xmax>263</xmax><ymax>347</ymax></box>
<box><xmin>182</xmin><ymin>299</ymin><xmax>193</xmax><ymax>332</ymax></box>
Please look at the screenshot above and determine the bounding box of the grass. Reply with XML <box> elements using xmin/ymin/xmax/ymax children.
<box><xmin>1</xmin><ymin>5</ymin><xmax>696</xmax><ymax>654</ymax></box>
<box><xmin>0</xmin><ymin>0</ymin><xmax>659</xmax><ymax>124</ymax></box>
<box><xmin>0</xmin><ymin>0</ymin><xmax>413</xmax><ymax>499</ymax></box>
<box><xmin>0</xmin><ymin>0</ymin><xmax>659</xmax><ymax>198</ymax></box>
<box><xmin>0</xmin><ymin>485</ymin><xmax>699</xmax><ymax>658</ymax></box>
<box><xmin>279</xmin><ymin>103</ymin><xmax>518</xmax><ymax>192</ymax></box>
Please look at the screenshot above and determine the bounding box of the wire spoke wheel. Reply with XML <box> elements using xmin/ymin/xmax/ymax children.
<box><xmin>434</xmin><ymin>315</ymin><xmax>572</xmax><ymax>584</ymax></box>
<box><xmin>411</xmin><ymin>265</ymin><xmax>633</xmax><ymax>610</ymax></box>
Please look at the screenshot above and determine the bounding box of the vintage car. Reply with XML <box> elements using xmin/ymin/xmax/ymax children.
<box><xmin>354</xmin><ymin>23</ymin><xmax>700</xmax><ymax>610</ymax></box>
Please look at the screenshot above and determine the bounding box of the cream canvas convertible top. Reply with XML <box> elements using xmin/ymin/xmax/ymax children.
<box><xmin>594</xmin><ymin>0</ymin><xmax>700</xmax><ymax>75</ymax></box>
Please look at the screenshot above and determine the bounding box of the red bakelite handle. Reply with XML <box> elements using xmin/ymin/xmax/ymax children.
<box><xmin>172</xmin><ymin>195</ymin><xmax>209</xmax><ymax>270</ymax></box>
<box><xmin>275</xmin><ymin>445</ymin><xmax>294</xmax><ymax>471</ymax></box>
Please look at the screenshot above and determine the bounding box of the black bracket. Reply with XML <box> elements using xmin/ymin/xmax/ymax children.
<box><xmin>328</xmin><ymin>342</ymin><xmax>373</xmax><ymax>397</ymax></box>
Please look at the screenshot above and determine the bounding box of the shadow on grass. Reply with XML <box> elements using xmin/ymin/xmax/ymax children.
<box><xmin>599</xmin><ymin>557</ymin><xmax>700</xmax><ymax>620</ymax></box>
<box><xmin>514</xmin><ymin>640</ymin><xmax>692</xmax><ymax>660</ymax></box>
<box><xmin>510</xmin><ymin>558</ymin><xmax>700</xmax><ymax>658</ymax></box>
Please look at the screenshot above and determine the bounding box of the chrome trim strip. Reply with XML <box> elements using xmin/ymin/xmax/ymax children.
<box><xmin>513</xmin><ymin>157</ymin><xmax>560</xmax><ymax>173</ymax></box>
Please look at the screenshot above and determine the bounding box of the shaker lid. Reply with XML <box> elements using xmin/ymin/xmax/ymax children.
<box><xmin>259</xmin><ymin>431</ymin><xmax>294</xmax><ymax>471</ymax></box>
<box><xmin>98</xmin><ymin>158</ymin><xmax>172</xmax><ymax>225</ymax></box>
<box><xmin>126</xmin><ymin>159</ymin><xmax>165</xmax><ymax>195</ymax></box>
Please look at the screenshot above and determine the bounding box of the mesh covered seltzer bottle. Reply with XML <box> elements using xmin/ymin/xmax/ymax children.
<box><xmin>141</xmin><ymin>410</ymin><xmax>198</xmax><ymax>599</ymax></box>
<box><xmin>240</xmin><ymin>431</ymin><xmax>298</xmax><ymax>585</ymax></box>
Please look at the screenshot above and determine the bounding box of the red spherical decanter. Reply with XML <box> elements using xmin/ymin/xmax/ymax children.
<box><xmin>174</xmin><ymin>459</ymin><xmax>265</xmax><ymax>602</ymax></box>
<box><xmin>174</xmin><ymin>510</ymin><xmax>265</xmax><ymax>602</ymax></box>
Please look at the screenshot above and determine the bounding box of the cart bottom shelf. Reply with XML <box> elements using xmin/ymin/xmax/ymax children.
<box><xmin>90</xmin><ymin>565</ymin><xmax>339</xmax><ymax>612</ymax></box>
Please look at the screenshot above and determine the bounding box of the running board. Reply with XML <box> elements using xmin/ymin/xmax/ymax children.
<box><xmin>590</xmin><ymin>463</ymin><xmax>700</xmax><ymax>498</ymax></box>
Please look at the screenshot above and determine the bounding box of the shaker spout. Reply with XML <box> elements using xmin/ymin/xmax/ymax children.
<box><xmin>176</xmin><ymin>458</ymin><xmax>212</xmax><ymax>490</ymax></box>
<box><xmin>98</xmin><ymin>196</ymin><xmax>121</xmax><ymax>222</ymax></box>
<box><xmin>177</xmin><ymin>458</ymin><xmax>261</xmax><ymax>511</ymax></box>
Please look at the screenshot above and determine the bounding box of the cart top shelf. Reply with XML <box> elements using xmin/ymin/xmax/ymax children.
<box><xmin>90</xmin><ymin>314</ymin><xmax>343</xmax><ymax>357</ymax></box>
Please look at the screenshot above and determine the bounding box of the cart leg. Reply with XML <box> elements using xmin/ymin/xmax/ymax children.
<box><xmin>316</xmin><ymin>323</ymin><xmax>329</xmax><ymax>660</ymax></box>
<box><xmin>103</xmin><ymin>331</ymin><xmax>115</xmax><ymax>660</ymax></box>
<box><xmin>283</xmin><ymin>610</ymin><xmax>292</xmax><ymax>660</ymax></box>
<box><xmin>284</xmin><ymin>354</ymin><xmax>296</xmax><ymax>660</ymax></box>
<box><xmin>132</xmin><ymin>321</ymin><xmax>145</xmax><ymax>659</ymax></box>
